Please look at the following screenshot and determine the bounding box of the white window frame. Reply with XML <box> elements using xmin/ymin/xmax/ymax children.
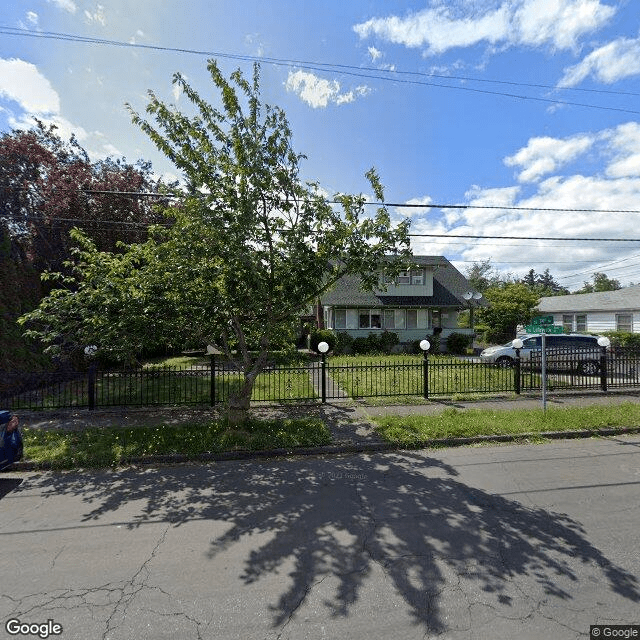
<box><xmin>397</xmin><ymin>271</ymin><xmax>411</xmax><ymax>285</ymax></box>
<box><xmin>359</xmin><ymin>309</ymin><xmax>382</xmax><ymax>330</ymax></box>
<box><xmin>616</xmin><ymin>313</ymin><xmax>633</xmax><ymax>332</ymax></box>
<box><xmin>411</xmin><ymin>269</ymin><xmax>424</xmax><ymax>285</ymax></box>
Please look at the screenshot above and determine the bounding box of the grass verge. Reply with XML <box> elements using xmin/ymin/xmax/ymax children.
<box><xmin>22</xmin><ymin>417</ymin><xmax>331</xmax><ymax>469</ymax></box>
<box><xmin>373</xmin><ymin>402</ymin><xmax>640</xmax><ymax>445</ymax></box>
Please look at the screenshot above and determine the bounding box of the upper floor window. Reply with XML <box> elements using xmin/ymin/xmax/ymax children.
<box><xmin>394</xmin><ymin>269</ymin><xmax>424</xmax><ymax>285</ymax></box>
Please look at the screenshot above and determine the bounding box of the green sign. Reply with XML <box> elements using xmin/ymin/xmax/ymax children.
<box><xmin>531</xmin><ymin>315</ymin><xmax>554</xmax><ymax>326</ymax></box>
<box><xmin>524</xmin><ymin>324</ymin><xmax>564</xmax><ymax>334</ymax></box>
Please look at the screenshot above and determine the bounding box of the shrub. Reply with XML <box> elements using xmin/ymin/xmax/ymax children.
<box><xmin>446</xmin><ymin>332</ymin><xmax>472</xmax><ymax>355</ymax></box>
<box><xmin>603</xmin><ymin>331</ymin><xmax>640</xmax><ymax>355</ymax></box>
<box><xmin>379</xmin><ymin>330</ymin><xmax>400</xmax><ymax>353</ymax></box>
<box><xmin>310</xmin><ymin>329</ymin><xmax>336</xmax><ymax>353</ymax></box>
<box><xmin>333</xmin><ymin>331</ymin><xmax>353</xmax><ymax>355</ymax></box>
<box><xmin>351</xmin><ymin>336</ymin><xmax>370</xmax><ymax>355</ymax></box>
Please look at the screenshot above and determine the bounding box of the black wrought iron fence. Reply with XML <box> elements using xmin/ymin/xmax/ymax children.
<box><xmin>3</xmin><ymin>348</ymin><xmax>640</xmax><ymax>410</ymax></box>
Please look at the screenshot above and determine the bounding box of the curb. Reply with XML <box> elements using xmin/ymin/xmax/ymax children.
<box><xmin>7</xmin><ymin>425</ymin><xmax>640</xmax><ymax>472</ymax></box>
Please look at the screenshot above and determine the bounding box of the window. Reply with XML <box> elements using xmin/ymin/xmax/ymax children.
<box><xmin>562</xmin><ymin>314</ymin><xmax>587</xmax><ymax>332</ymax></box>
<box><xmin>397</xmin><ymin>271</ymin><xmax>411</xmax><ymax>285</ymax></box>
<box><xmin>616</xmin><ymin>314</ymin><xmax>633</xmax><ymax>332</ymax></box>
<box><xmin>411</xmin><ymin>269</ymin><xmax>424</xmax><ymax>285</ymax></box>
<box><xmin>406</xmin><ymin>309</ymin><xmax>429</xmax><ymax>329</ymax></box>
<box><xmin>334</xmin><ymin>309</ymin><xmax>346</xmax><ymax>329</ymax></box>
<box><xmin>562</xmin><ymin>314</ymin><xmax>573</xmax><ymax>332</ymax></box>
<box><xmin>576</xmin><ymin>314</ymin><xmax>587</xmax><ymax>332</ymax></box>
<box><xmin>384</xmin><ymin>309</ymin><xmax>406</xmax><ymax>329</ymax></box>
<box><xmin>359</xmin><ymin>309</ymin><xmax>382</xmax><ymax>329</ymax></box>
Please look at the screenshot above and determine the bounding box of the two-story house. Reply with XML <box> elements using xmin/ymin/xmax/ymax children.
<box><xmin>319</xmin><ymin>256</ymin><xmax>480</xmax><ymax>349</ymax></box>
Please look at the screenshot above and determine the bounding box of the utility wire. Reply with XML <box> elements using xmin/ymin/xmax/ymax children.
<box><xmin>3</xmin><ymin>183</ymin><xmax>640</xmax><ymax>215</ymax></box>
<box><xmin>1</xmin><ymin>26</ymin><xmax>639</xmax><ymax>115</ymax></box>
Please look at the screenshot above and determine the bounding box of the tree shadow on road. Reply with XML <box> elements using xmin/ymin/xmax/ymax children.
<box><xmin>12</xmin><ymin>450</ymin><xmax>640</xmax><ymax>633</ymax></box>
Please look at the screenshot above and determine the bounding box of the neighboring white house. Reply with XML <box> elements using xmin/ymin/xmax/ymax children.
<box><xmin>538</xmin><ymin>285</ymin><xmax>640</xmax><ymax>334</ymax></box>
<box><xmin>320</xmin><ymin>256</ymin><xmax>481</xmax><ymax>347</ymax></box>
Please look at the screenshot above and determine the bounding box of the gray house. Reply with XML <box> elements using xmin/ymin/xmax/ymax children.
<box><xmin>538</xmin><ymin>285</ymin><xmax>640</xmax><ymax>334</ymax></box>
<box><xmin>320</xmin><ymin>256</ymin><xmax>480</xmax><ymax>349</ymax></box>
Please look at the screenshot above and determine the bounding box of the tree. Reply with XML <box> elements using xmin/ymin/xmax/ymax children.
<box><xmin>20</xmin><ymin>61</ymin><xmax>411</xmax><ymax>424</ymax></box>
<box><xmin>519</xmin><ymin>268</ymin><xmax>569</xmax><ymax>296</ymax></box>
<box><xmin>476</xmin><ymin>283</ymin><xmax>540</xmax><ymax>343</ymax></box>
<box><xmin>577</xmin><ymin>272</ymin><xmax>622</xmax><ymax>293</ymax></box>
<box><xmin>0</xmin><ymin>121</ymin><xmax>167</xmax><ymax>275</ymax></box>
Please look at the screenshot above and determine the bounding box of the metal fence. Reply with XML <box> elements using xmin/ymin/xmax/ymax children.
<box><xmin>2</xmin><ymin>348</ymin><xmax>640</xmax><ymax>411</ymax></box>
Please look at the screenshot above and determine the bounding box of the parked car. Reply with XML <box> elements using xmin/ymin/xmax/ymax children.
<box><xmin>480</xmin><ymin>333</ymin><xmax>606</xmax><ymax>374</ymax></box>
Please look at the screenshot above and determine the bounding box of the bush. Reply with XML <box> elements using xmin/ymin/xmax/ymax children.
<box><xmin>603</xmin><ymin>331</ymin><xmax>640</xmax><ymax>355</ymax></box>
<box><xmin>309</xmin><ymin>329</ymin><xmax>336</xmax><ymax>353</ymax></box>
<box><xmin>446</xmin><ymin>332</ymin><xmax>472</xmax><ymax>355</ymax></box>
<box><xmin>333</xmin><ymin>331</ymin><xmax>353</xmax><ymax>355</ymax></box>
<box><xmin>351</xmin><ymin>336</ymin><xmax>370</xmax><ymax>355</ymax></box>
<box><xmin>379</xmin><ymin>330</ymin><xmax>399</xmax><ymax>353</ymax></box>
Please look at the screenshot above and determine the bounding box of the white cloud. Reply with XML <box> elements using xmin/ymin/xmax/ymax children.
<box><xmin>84</xmin><ymin>4</ymin><xmax>106</xmax><ymax>26</ymax></box>
<box><xmin>558</xmin><ymin>36</ymin><xmax>640</xmax><ymax>87</ymax></box>
<box><xmin>285</xmin><ymin>70</ymin><xmax>370</xmax><ymax>108</ymax></box>
<box><xmin>0</xmin><ymin>58</ymin><xmax>60</xmax><ymax>114</ymax></box>
<box><xmin>47</xmin><ymin>0</ymin><xmax>77</xmax><ymax>14</ymax></box>
<box><xmin>26</xmin><ymin>12</ymin><xmax>39</xmax><ymax>25</ymax></box>
<box><xmin>604</xmin><ymin>122</ymin><xmax>640</xmax><ymax>178</ymax></box>
<box><xmin>505</xmin><ymin>134</ymin><xmax>595</xmax><ymax>182</ymax></box>
<box><xmin>368</xmin><ymin>46</ymin><xmax>383</xmax><ymax>62</ymax></box>
<box><xmin>353</xmin><ymin>0</ymin><xmax>615</xmax><ymax>55</ymax></box>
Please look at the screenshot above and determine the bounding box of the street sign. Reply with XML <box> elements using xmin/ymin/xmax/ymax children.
<box><xmin>531</xmin><ymin>315</ymin><xmax>554</xmax><ymax>326</ymax></box>
<box><xmin>524</xmin><ymin>324</ymin><xmax>563</xmax><ymax>334</ymax></box>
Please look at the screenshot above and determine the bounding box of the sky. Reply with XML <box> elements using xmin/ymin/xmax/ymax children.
<box><xmin>2</xmin><ymin>0</ymin><xmax>640</xmax><ymax>291</ymax></box>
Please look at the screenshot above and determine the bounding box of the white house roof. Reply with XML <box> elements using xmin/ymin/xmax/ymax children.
<box><xmin>538</xmin><ymin>284</ymin><xmax>640</xmax><ymax>313</ymax></box>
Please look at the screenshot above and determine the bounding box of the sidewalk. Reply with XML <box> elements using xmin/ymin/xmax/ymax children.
<box><xmin>12</xmin><ymin>389</ymin><xmax>640</xmax><ymax>449</ymax></box>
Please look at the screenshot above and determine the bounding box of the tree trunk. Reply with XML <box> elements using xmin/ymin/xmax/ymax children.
<box><xmin>226</xmin><ymin>376</ymin><xmax>256</xmax><ymax>427</ymax></box>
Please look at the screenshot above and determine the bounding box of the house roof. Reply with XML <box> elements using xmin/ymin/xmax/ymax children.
<box><xmin>538</xmin><ymin>285</ymin><xmax>640</xmax><ymax>313</ymax></box>
<box><xmin>320</xmin><ymin>256</ymin><xmax>478</xmax><ymax>308</ymax></box>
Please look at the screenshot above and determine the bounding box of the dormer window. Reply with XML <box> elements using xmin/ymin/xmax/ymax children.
<box><xmin>397</xmin><ymin>271</ymin><xmax>411</xmax><ymax>285</ymax></box>
<box><xmin>411</xmin><ymin>269</ymin><xmax>424</xmax><ymax>285</ymax></box>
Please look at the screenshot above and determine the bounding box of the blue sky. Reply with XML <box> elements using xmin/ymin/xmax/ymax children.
<box><xmin>2</xmin><ymin>0</ymin><xmax>640</xmax><ymax>290</ymax></box>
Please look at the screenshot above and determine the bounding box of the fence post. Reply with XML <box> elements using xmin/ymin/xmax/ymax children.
<box><xmin>514</xmin><ymin>348</ymin><xmax>521</xmax><ymax>395</ymax></box>
<box><xmin>321</xmin><ymin>352</ymin><xmax>327</xmax><ymax>403</ymax></box>
<box><xmin>210</xmin><ymin>353</ymin><xmax>216</xmax><ymax>406</ymax></box>
<box><xmin>88</xmin><ymin>363</ymin><xmax>96</xmax><ymax>410</ymax></box>
<box><xmin>423</xmin><ymin>350</ymin><xmax>429</xmax><ymax>399</ymax></box>
<box><xmin>600</xmin><ymin>346</ymin><xmax>608</xmax><ymax>392</ymax></box>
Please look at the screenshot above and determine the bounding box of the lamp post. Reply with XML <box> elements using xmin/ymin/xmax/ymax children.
<box><xmin>318</xmin><ymin>341</ymin><xmax>329</xmax><ymax>403</ymax></box>
<box><xmin>463</xmin><ymin>291</ymin><xmax>483</xmax><ymax>351</ymax></box>
<box><xmin>84</xmin><ymin>345</ymin><xmax>98</xmax><ymax>411</ymax></box>
<box><xmin>512</xmin><ymin>338</ymin><xmax>523</xmax><ymax>395</ymax></box>
<box><xmin>598</xmin><ymin>336</ymin><xmax>611</xmax><ymax>392</ymax></box>
<box><xmin>420</xmin><ymin>339</ymin><xmax>430</xmax><ymax>399</ymax></box>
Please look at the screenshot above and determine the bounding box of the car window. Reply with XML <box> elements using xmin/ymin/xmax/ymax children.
<box><xmin>522</xmin><ymin>337</ymin><xmax>541</xmax><ymax>348</ymax></box>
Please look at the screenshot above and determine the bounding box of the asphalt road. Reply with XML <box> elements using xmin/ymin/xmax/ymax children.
<box><xmin>1</xmin><ymin>436</ymin><xmax>639</xmax><ymax>640</ymax></box>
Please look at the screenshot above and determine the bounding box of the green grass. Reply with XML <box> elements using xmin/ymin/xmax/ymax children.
<box><xmin>22</xmin><ymin>416</ymin><xmax>332</xmax><ymax>469</ymax></box>
<box><xmin>373</xmin><ymin>402</ymin><xmax>640</xmax><ymax>445</ymax></box>
<box><xmin>328</xmin><ymin>354</ymin><xmax>516</xmax><ymax>398</ymax></box>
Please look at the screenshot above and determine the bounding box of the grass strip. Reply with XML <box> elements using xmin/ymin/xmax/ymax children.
<box><xmin>22</xmin><ymin>417</ymin><xmax>331</xmax><ymax>469</ymax></box>
<box><xmin>373</xmin><ymin>402</ymin><xmax>640</xmax><ymax>445</ymax></box>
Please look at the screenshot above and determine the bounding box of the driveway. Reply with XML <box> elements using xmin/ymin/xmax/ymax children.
<box><xmin>1</xmin><ymin>436</ymin><xmax>639</xmax><ymax>639</ymax></box>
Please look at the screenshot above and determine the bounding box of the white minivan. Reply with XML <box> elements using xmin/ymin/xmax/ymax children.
<box><xmin>480</xmin><ymin>333</ymin><xmax>604</xmax><ymax>373</ymax></box>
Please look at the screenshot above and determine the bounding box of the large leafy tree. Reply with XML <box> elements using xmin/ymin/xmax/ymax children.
<box><xmin>577</xmin><ymin>272</ymin><xmax>622</xmax><ymax>293</ymax></box>
<box><xmin>0</xmin><ymin>121</ymin><xmax>167</xmax><ymax>274</ymax></box>
<box><xmin>21</xmin><ymin>61</ymin><xmax>411</xmax><ymax>424</ymax></box>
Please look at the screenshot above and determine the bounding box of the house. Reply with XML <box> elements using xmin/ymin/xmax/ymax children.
<box><xmin>319</xmin><ymin>256</ymin><xmax>481</xmax><ymax>350</ymax></box>
<box><xmin>538</xmin><ymin>285</ymin><xmax>640</xmax><ymax>334</ymax></box>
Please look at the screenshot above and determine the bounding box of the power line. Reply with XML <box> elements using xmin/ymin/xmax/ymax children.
<box><xmin>2</xmin><ymin>26</ymin><xmax>639</xmax><ymax>116</ymax></box>
<box><xmin>3</xmin><ymin>183</ymin><xmax>640</xmax><ymax>215</ymax></box>
<box><xmin>408</xmin><ymin>233</ymin><xmax>640</xmax><ymax>242</ymax></box>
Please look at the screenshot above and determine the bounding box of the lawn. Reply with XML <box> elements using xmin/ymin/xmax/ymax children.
<box><xmin>22</xmin><ymin>416</ymin><xmax>332</xmax><ymax>469</ymax></box>
<box><xmin>328</xmin><ymin>354</ymin><xmax>517</xmax><ymax>398</ymax></box>
<box><xmin>373</xmin><ymin>402</ymin><xmax>640</xmax><ymax>445</ymax></box>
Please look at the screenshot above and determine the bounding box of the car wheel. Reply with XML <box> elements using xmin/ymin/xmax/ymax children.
<box><xmin>496</xmin><ymin>356</ymin><xmax>514</xmax><ymax>368</ymax></box>
<box><xmin>578</xmin><ymin>360</ymin><xmax>599</xmax><ymax>375</ymax></box>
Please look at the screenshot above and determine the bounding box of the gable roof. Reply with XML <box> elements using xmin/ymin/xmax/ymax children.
<box><xmin>538</xmin><ymin>285</ymin><xmax>640</xmax><ymax>313</ymax></box>
<box><xmin>320</xmin><ymin>256</ymin><xmax>478</xmax><ymax>308</ymax></box>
